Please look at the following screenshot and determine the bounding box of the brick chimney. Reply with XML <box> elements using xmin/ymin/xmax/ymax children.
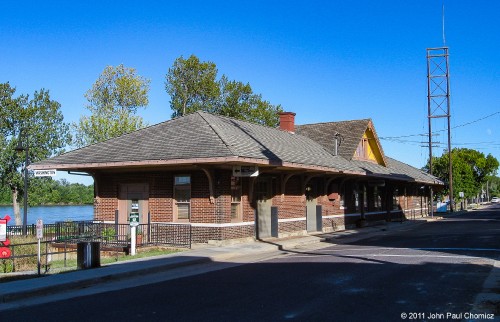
<box><xmin>278</xmin><ymin>112</ymin><xmax>296</xmax><ymax>133</ymax></box>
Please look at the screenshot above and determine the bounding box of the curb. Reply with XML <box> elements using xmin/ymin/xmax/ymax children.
<box><xmin>0</xmin><ymin>242</ymin><xmax>285</xmax><ymax>305</ymax></box>
<box><xmin>0</xmin><ymin>256</ymin><xmax>211</xmax><ymax>304</ymax></box>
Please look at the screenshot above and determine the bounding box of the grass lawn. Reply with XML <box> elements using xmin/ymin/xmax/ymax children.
<box><xmin>0</xmin><ymin>247</ymin><xmax>183</xmax><ymax>283</ymax></box>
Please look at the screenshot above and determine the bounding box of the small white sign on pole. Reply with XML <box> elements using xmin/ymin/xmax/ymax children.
<box><xmin>34</xmin><ymin>169</ymin><xmax>57</xmax><ymax>177</ymax></box>
<box><xmin>36</xmin><ymin>219</ymin><xmax>43</xmax><ymax>239</ymax></box>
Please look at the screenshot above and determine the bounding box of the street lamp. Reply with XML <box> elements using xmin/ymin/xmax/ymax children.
<box><xmin>15</xmin><ymin>130</ymin><xmax>29</xmax><ymax>236</ymax></box>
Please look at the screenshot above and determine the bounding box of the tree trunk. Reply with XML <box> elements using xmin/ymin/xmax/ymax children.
<box><xmin>11</xmin><ymin>187</ymin><xmax>22</xmax><ymax>225</ymax></box>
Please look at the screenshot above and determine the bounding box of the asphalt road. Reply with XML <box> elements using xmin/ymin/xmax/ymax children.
<box><xmin>3</xmin><ymin>207</ymin><xmax>499</xmax><ymax>322</ymax></box>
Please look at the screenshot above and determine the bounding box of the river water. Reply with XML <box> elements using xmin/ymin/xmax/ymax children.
<box><xmin>0</xmin><ymin>205</ymin><xmax>93</xmax><ymax>225</ymax></box>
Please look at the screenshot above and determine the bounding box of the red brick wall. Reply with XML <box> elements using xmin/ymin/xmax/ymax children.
<box><xmin>275</xmin><ymin>176</ymin><xmax>305</xmax><ymax>219</ymax></box>
<box><xmin>239</xmin><ymin>177</ymin><xmax>254</xmax><ymax>222</ymax></box>
<box><xmin>279</xmin><ymin>220</ymin><xmax>306</xmax><ymax>234</ymax></box>
<box><xmin>190</xmin><ymin>171</ymin><xmax>216</xmax><ymax>224</ymax></box>
<box><xmin>322</xmin><ymin>216</ymin><xmax>346</xmax><ymax>231</ymax></box>
<box><xmin>94</xmin><ymin>174</ymin><xmax>118</xmax><ymax>221</ymax></box>
<box><xmin>149</xmin><ymin>173</ymin><xmax>173</xmax><ymax>222</ymax></box>
<box><xmin>94</xmin><ymin>171</ymin><xmax>216</xmax><ymax>224</ymax></box>
<box><xmin>192</xmin><ymin>224</ymin><xmax>255</xmax><ymax>243</ymax></box>
<box><xmin>213</xmin><ymin>170</ymin><xmax>231</xmax><ymax>224</ymax></box>
<box><xmin>93</xmin><ymin>169</ymin><xmax>433</xmax><ymax>243</ymax></box>
<box><xmin>221</xmin><ymin>224</ymin><xmax>254</xmax><ymax>241</ymax></box>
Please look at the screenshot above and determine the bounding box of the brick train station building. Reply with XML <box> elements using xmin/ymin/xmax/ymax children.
<box><xmin>32</xmin><ymin>111</ymin><xmax>442</xmax><ymax>244</ymax></box>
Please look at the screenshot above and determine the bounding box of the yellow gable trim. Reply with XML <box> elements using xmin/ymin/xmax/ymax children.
<box><xmin>364</xmin><ymin>130</ymin><xmax>384</xmax><ymax>164</ymax></box>
<box><xmin>354</xmin><ymin>127</ymin><xmax>386</xmax><ymax>166</ymax></box>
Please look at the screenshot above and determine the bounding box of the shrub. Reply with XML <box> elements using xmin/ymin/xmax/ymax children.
<box><xmin>1</xmin><ymin>236</ymin><xmax>40</xmax><ymax>273</ymax></box>
<box><xmin>102</xmin><ymin>227</ymin><xmax>116</xmax><ymax>241</ymax></box>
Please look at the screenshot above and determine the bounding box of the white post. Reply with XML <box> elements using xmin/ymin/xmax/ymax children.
<box><xmin>131</xmin><ymin>226</ymin><xmax>136</xmax><ymax>256</ymax></box>
<box><xmin>37</xmin><ymin>238</ymin><xmax>41</xmax><ymax>275</ymax></box>
<box><xmin>36</xmin><ymin>219</ymin><xmax>43</xmax><ymax>275</ymax></box>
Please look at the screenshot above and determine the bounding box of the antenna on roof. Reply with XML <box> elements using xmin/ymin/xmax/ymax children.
<box><xmin>442</xmin><ymin>1</ymin><xmax>446</xmax><ymax>46</ymax></box>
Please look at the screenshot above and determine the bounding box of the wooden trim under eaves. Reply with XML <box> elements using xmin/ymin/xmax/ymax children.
<box><xmin>29</xmin><ymin>156</ymin><xmax>365</xmax><ymax>176</ymax></box>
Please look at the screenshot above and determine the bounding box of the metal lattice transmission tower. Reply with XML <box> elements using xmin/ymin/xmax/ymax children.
<box><xmin>427</xmin><ymin>47</ymin><xmax>453</xmax><ymax>213</ymax></box>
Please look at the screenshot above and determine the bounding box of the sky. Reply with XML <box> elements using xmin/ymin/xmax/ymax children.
<box><xmin>1</xmin><ymin>1</ymin><xmax>499</xmax><ymax>185</ymax></box>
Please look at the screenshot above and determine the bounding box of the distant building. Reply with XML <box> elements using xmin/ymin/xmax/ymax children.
<box><xmin>31</xmin><ymin>111</ymin><xmax>442</xmax><ymax>244</ymax></box>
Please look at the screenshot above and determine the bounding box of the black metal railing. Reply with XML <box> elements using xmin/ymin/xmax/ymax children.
<box><xmin>3</xmin><ymin>221</ymin><xmax>191</xmax><ymax>273</ymax></box>
<box><xmin>4</xmin><ymin>238</ymin><xmax>78</xmax><ymax>273</ymax></box>
<box><xmin>6</xmin><ymin>221</ymin><xmax>192</xmax><ymax>249</ymax></box>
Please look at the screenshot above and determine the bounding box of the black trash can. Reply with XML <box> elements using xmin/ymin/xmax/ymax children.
<box><xmin>77</xmin><ymin>241</ymin><xmax>101</xmax><ymax>269</ymax></box>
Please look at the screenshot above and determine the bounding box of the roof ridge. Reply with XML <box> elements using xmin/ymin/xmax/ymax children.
<box><xmin>196</xmin><ymin>109</ymin><xmax>299</xmax><ymax>141</ymax></box>
<box><xmin>196</xmin><ymin>111</ymin><xmax>237</xmax><ymax>155</ymax></box>
<box><xmin>297</xmin><ymin>118</ymin><xmax>371</xmax><ymax>127</ymax></box>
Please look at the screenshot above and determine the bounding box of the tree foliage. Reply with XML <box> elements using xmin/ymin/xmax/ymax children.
<box><xmin>425</xmin><ymin>148</ymin><xmax>499</xmax><ymax>199</ymax></box>
<box><xmin>165</xmin><ymin>55</ymin><xmax>219</xmax><ymax>117</ymax></box>
<box><xmin>0</xmin><ymin>82</ymin><xmax>71</xmax><ymax>224</ymax></box>
<box><xmin>73</xmin><ymin>64</ymin><xmax>150</xmax><ymax>147</ymax></box>
<box><xmin>165</xmin><ymin>55</ymin><xmax>283</xmax><ymax>126</ymax></box>
<box><xmin>486</xmin><ymin>175</ymin><xmax>500</xmax><ymax>198</ymax></box>
<box><xmin>0</xmin><ymin>178</ymin><xmax>93</xmax><ymax>205</ymax></box>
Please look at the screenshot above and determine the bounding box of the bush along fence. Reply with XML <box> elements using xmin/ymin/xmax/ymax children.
<box><xmin>3</xmin><ymin>221</ymin><xmax>191</xmax><ymax>273</ymax></box>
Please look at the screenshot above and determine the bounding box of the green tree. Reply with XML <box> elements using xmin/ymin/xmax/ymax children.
<box><xmin>25</xmin><ymin>178</ymin><xmax>94</xmax><ymax>205</ymax></box>
<box><xmin>0</xmin><ymin>83</ymin><xmax>71</xmax><ymax>224</ymax></box>
<box><xmin>426</xmin><ymin>148</ymin><xmax>499</xmax><ymax>200</ymax></box>
<box><xmin>165</xmin><ymin>55</ymin><xmax>220</xmax><ymax>117</ymax></box>
<box><xmin>73</xmin><ymin>64</ymin><xmax>150</xmax><ymax>147</ymax></box>
<box><xmin>165</xmin><ymin>55</ymin><xmax>283</xmax><ymax>126</ymax></box>
<box><xmin>0</xmin><ymin>184</ymin><xmax>10</xmax><ymax>204</ymax></box>
<box><xmin>486</xmin><ymin>176</ymin><xmax>500</xmax><ymax>198</ymax></box>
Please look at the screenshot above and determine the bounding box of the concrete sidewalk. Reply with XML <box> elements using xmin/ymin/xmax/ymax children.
<box><xmin>0</xmin><ymin>216</ymin><xmax>439</xmax><ymax>306</ymax></box>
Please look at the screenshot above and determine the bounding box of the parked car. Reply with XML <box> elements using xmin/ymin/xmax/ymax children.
<box><xmin>491</xmin><ymin>197</ymin><xmax>500</xmax><ymax>203</ymax></box>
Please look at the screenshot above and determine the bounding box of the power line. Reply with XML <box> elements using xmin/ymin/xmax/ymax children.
<box><xmin>380</xmin><ymin>111</ymin><xmax>500</xmax><ymax>140</ymax></box>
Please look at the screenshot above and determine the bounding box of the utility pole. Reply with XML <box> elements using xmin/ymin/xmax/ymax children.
<box><xmin>427</xmin><ymin>47</ymin><xmax>454</xmax><ymax>213</ymax></box>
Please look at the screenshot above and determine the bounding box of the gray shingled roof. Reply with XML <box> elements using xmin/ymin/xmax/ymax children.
<box><xmin>32</xmin><ymin>111</ymin><xmax>361</xmax><ymax>173</ymax></box>
<box><xmin>351</xmin><ymin>158</ymin><xmax>441</xmax><ymax>184</ymax></box>
<box><xmin>32</xmin><ymin>111</ymin><xmax>441</xmax><ymax>185</ymax></box>
<box><xmin>296</xmin><ymin>119</ymin><xmax>440</xmax><ymax>184</ymax></box>
<box><xmin>35</xmin><ymin>112</ymin><xmax>233</xmax><ymax>165</ymax></box>
<box><xmin>199</xmin><ymin>112</ymin><xmax>359</xmax><ymax>172</ymax></box>
<box><xmin>295</xmin><ymin>119</ymin><xmax>370</xmax><ymax>160</ymax></box>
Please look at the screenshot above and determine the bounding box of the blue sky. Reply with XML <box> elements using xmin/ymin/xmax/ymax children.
<box><xmin>1</xmin><ymin>1</ymin><xmax>499</xmax><ymax>185</ymax></box>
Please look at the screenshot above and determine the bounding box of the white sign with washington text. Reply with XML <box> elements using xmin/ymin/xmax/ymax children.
<box><xmin>34</xmin><ymin>169</ymin><xmax>57</xmax><ymax>177</ymax></box>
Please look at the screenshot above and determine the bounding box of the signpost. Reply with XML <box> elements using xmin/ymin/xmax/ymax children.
<box><xmin>129</xmin><ymin>213</ymin><xmax>139</xmax><ymax>256</ymax></box>
<box><xmin>36</xmin><ymin>219</ymin><xmax>43</xmax><ymax>275</ymax></box>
